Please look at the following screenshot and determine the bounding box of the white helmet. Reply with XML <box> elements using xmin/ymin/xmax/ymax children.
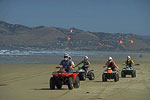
<box><xmin>127</xmin><ymin>56</ymin><xmax>131</xmax><ymax>59</ymax></box>
<box><xmin>84</xmin><ymin>56</ymin><xmax>88</xmax><ymax>60</ymax></box>
<box><xmin>64</xmin><ymin>53</ymin><xmax>69</xmax><ymax>57</ymax></box>
<box><xmin>108</xmin><ymin>57</ymin><xmax>112</xmax><ymax>60</ymax></box>
<box><xmin>64</xmin><ymin>53</ymin><xmax>69</xmax><ymax>60</ymax></box>
<box><xmin>68</xmin><ymin>56</ymin><xmax>72</xmax><ymax>60</ymax></box>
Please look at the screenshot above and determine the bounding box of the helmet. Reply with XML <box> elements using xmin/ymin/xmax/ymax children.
<box><xmin>127</xmin><ymin>56</ymin><xmax>131</xmax><ymax>59</ymax></box>
<box><xmin>84</xmin><ymin>56</ymin><xmax>88</xmax><ymax>60</ymax></box>
<box><xmin>108</xmin><ymin>57</ymin><xmax>112</xmax><ymax>60</ymax></box>
<box><xmin>64</xmin><ymin>53</ymin><xmax>69</xmax><ymax>57</ymax></box>
<box><xmin>68</xmin><ymin>56</ymin><xmax>72</xmax><ymax>60</ymax></box>
<box><xmin>64</xmin><ymin>53</ymin><xmax>69</xmax><ymax>60</ymax></box>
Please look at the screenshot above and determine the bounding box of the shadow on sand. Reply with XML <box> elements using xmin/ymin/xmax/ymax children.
<box><xmin>120</xmin><ymin>76</ymin><xmax>133</xmax><ymax>78</ymax></box>
<box><xmin>33</xmin><ymin>88</ymin><xmax>68</xmax><ymax>91</ymax></box>
<box><xmin>94</xmin><ymin>80</ymin><xmax>114</xmax><ymax>82</ymax></box>
<box><xmin>0</xmin><ymin>84</ymin><xmax>7</xmax><ymax>86</ymax></box>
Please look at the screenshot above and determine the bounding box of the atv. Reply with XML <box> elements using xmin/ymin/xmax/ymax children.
<box><xmin>77</xmin><ymin>67</ymin><xmax>95</xmax><ymax>80</ymax></box>
<box><xmin>121</xmin><ymin>66</ymin><xmax>136</xmax><ymax>78</ymax></box>
<box><xmin>49</xmin><ymin>67</ymin><xmax>80</xmax><ymax>90</ymax></box>
<box><xmin>102</xmin><ymin>67</ymin><xmax>119</xmax><ymax>82</ymax></box>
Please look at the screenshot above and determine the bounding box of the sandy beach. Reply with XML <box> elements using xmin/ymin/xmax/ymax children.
<box><xmin>0</xmin><ymin>56</ymin><xmax>150</xmax><ymax>100</ymax></box>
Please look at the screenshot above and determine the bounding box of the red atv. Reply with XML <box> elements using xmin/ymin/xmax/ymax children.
<box><xmin>49</xmin><ymin>67</ymin><xmax>80</xmax><ymax>90</ymax></box>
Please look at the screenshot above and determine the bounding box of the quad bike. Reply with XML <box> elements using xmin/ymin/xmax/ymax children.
<box><xmin>121</xmin><ymin>66</ymin><xmax>136</xmax><ymax>78</ymax></box>
<box><xmin>77</xmin><ymin>66</ymin><xmax>95</xmax><ymax>80</ymax></box>
<box><xmin>102</xmin><ymin>67</ymin><xmax>119</xmax><ymax>82</ymax></box>
<box><xmin>49</xmin><ymin>67</ymin><xmax>80</xmax><ymax>90</ymax></box>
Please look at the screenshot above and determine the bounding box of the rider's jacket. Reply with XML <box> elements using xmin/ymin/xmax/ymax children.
<box><xmin>106</xmin><ymin>60</ymin><xmax>118</xmax><ymax>71</ymax></box>
<box><xmin>60</xmin><ymin>60</ymin><xmax>74</xmax><ymax>71</ymax></box>
<box><xmin>125</xmin><ymin>60</ymin><xmax>134</xmax><ymax>67</ymax></box>
<box><xmin>77</xmin><ymin>60</ymin><xmax>90</xmax><ymax>67</ymax></box>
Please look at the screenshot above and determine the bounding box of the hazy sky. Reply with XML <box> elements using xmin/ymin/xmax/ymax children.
<box><xmin>0</xmin><ymin>0</ymin><xmax>150</xmax><ymax>35</ymax></box>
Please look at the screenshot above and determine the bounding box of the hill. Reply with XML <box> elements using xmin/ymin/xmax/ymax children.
<box><xmin>0</xmin><ymin>21</ymin><xmax>150</xmax><ymax>51</ymax></box>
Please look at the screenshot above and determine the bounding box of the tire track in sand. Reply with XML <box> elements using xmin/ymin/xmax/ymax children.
<box><xmin>0</xmin><ymin>72</ymin><xmax>50</xmax><ymax>85</ymax></box>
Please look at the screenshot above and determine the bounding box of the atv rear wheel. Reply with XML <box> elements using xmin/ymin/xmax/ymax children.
<box><xmin>89</xmin><ymin>72</ymin><xmax>95</xmax><ymax>80</ymax></box>
<box><xmin>56</xmin><ymin>80</ymin><xmax>62</xmax><ymax>89</ymax></box>
<box><xmin>117</xmin><ymin>73</ymin><xmax>119</xmax><ymax>81</ymax></box>
<box><xmin>114</xmin><ymin>74</ymin><xmax>118</xmax><ymax>82</ymax></box>
<box><xmin>56</xmin><ymin>84</ymin><xmax>62</xmax><ymax>89</ymax></box>
<box><xmin>102</xmin><ymin>74</ymin><xmax>107</xmax><ymax>82</ymax></box>
<box><xmin>132</xmin><ymin>70</ymin><xmax>136</xmax><ymax>77</ymax></box>
<box><xmin>74</xmin><ymin>76</ymin><xmax>80</xmax><ymax>88</ymax></box>
<box><xmin>121</xmin><ymin>71</ymin><xmax>125</xmax><ymax>77</ymax></box>
<box><xmin>68</xmin><ymin>77</ymin><xmax>74</xmax><ymax>90</ymax></box>
<box><xmin>134</xmin><ymin>70</ymin><xmax>136</xmax><ymax>77</ymax></box>
<box><xmin>50</xmin><ymin>77</ymin><xmax>55</xmax><ymax>89</ymax></box>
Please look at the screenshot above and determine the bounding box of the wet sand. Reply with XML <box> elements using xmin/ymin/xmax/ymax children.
<box><xmin>0</xmin><ymin>57</ymin><xmax>150</xmax><ymax>100</ymax></box>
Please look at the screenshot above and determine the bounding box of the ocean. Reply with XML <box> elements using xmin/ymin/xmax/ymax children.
<box><xmin>0</xmin><ymin>50</ymin><xmax>149</xmax><ymax>64</ymax></box>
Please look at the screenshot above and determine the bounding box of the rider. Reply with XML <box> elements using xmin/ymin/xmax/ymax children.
<box><xmin>123</xmin><ymin>56</ymin><xmax>134</xmax><ymax>67</ymax></box>
<box><xmin>104</xmin><ymin>57</ymin><xmax>119</xmax><ymax>71</ymax></box>
<box><xmin>76</xmin><ymin>56</ymin><xmax>90</xmax><ymax>73</ymax></box>
<box><xmin>68</xmin><ymin>55</ymin><xmax>75</xmax><ymax>66</ymax></box>
<box><xmin>58</xmin><ymin>53</ymin><xmax>74</xmax><ymax>72</ymax></box>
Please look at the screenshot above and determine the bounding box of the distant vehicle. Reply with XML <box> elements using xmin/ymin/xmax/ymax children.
<box><xmin>50</xmin><ymin>67</ymin><xmax>80</xmax><ymax>90</ymax></box>
<box><xmin>121</xmin><ymin>67</ymin><xmax>136</xmax><ymax>78</ymax></box>
<box><xmin>102</xmin><ymin>67</ymin><xmax>119</xmax><ymax>82</ymax></box>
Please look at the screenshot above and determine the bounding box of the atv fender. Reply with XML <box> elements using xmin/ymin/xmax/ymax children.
<box><xmin>72</xmin><ymin>73</ymin><xmax>79</xmax><ymax>83</ymax></box>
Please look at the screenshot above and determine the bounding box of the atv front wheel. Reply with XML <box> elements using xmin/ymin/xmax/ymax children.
<box><xmin>89</xmin><ymin>72</ymin><xmax>95</xmax><ymax>80</ymax></box>
<box><xmin>68</xmin><ymin>77</ymin><xmax>74</xmax><ymax>90</ymax></box>
<box><xmin>50</xmin><ymin>77</ymin><xmax>55</xmax><ymax>89</ymax></box>
<box><xmin>79</xmin><ymin>72</ymin><xmax>86</xmax><ymax>80</ymax></box>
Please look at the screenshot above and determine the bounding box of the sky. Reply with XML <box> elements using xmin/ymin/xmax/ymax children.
<box><xmin>0</xmin><ymin>0</ymin><xmax>150</xmax><ymax>35</ymax></box>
